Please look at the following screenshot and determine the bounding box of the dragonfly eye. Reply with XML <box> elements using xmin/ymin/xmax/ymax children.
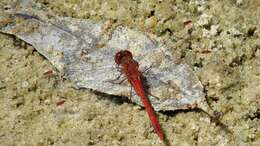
<box><xmin>114</xmin><ymin>50</ymin><xmax>133</xmax><ymax>65</ymax></box>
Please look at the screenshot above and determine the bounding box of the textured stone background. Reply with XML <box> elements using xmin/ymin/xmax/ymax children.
<box><xmin>0</xmin><ymin>0</ymin><xmax>259</xmax><ymax>145</ymax></box>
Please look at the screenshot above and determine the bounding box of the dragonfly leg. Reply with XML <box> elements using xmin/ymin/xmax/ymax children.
<box><xmin>146</xmin><ymin>91</ymin><xmax>160</xmax><ymax>100</ymax></box>
<box><xmin>141</xmin><ymin>65</ymin><xmax>153</xmax><ymax>75</ymax></box>
<box><xmin>116</xmin><ymin>77</ymin><xmax>127</xmax><ymax>84</ymax></box>
<box><xmin>105</xmin><ymin>73</ymin><xmax>127</xmax><ymax>84</ymax></box>
<box><xmin>141</xmin><ymin>62</ymin><xmax>157</xmax><ymax>77</ymax></box>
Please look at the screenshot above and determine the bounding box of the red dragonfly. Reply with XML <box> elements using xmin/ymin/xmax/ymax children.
<box><xmin>114</xmin><ymin>50</ymin><xmax>165</xmax><ymax>141</ymax></box>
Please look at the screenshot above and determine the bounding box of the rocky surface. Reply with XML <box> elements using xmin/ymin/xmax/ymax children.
<box><xmin>0</xmin><ymin>0</ymin><xmax>259</xmax><ymax>145</ymax></box>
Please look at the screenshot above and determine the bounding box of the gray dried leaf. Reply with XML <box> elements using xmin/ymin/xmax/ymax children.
<box><xmin>0</xmin><ymin>11</ymin><xmax>215</xmax><ymax>115</ymax></box>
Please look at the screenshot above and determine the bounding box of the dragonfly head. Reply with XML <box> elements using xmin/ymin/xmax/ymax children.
<box><xmin>114</xmin><ymin>50</ymin><xmax>133</xmax><ymax>65</ymax></box>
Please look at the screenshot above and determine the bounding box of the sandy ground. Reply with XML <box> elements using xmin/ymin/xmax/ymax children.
<box><xmin>0</xmin><ymin>0</ymin><xmax>259</xmax><ymax>146</ymax></box>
